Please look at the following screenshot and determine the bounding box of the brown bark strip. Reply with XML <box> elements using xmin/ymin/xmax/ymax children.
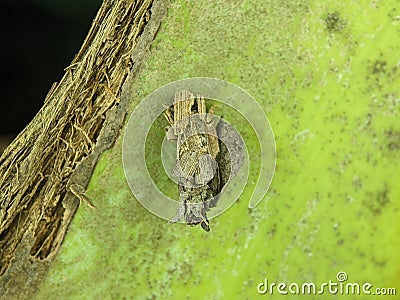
<box><xmin>0</xmin><ymin>0</ymin><xmax>169</xmax><ymax>297</ymax></box>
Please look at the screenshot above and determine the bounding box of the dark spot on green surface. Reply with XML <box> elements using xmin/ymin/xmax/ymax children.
<box><xmin>324</xmin><ymin>12</ymin><xmax>346</xmax><ymax>32</ymax></box>
<box><xmin>352</xmin><ymin>176</ymin><xmax>363</xmax><ymax>191</ymax></box>
<box><xmin>371</xmin><ymin>257</ymin><xmax>387</xmax><ymax>267</ymax></box>
<box><xmin>388</xmin><ymin>7</ymin><xmax>399</xmax><ymax>20</ymax></box>
<box><xmin>364</xmin><ymin>186</ymin><xmax>390</xmax><ymax>215</ymax></box>
<box><xmin>267</xmin><ymin>224</ymin><xmax>277</xmax><ymax>238</ymax></box>
<box><xmin>366</xmin><ymin>57</ymin><xmax>387</xmax><ymax>78</ymax></box>
<box><xmin>178</xmin><ymin>261</ymin><xmax>194</xmax><ymax>284</ymax></box>
<box><xmin>357</xmin><ymin>251</ymin><xmax>366</xmax><ymax>258</ymax></box>
<box><xmin>366</xmin><ymin>58</ymin><xmax>399</xmax><ymax>93</ymax></box>
<box><xmin>385</xmin><ymin>129</ymin><xmax>400</xmax><ymax>151</ymax></box>
<box><xmin>365</xmin><ymin>113</ymin><xmax>373</xmax><ymax>127</ymax></box>
<box><xmin>372</xmin><ymin>60</ymin><xmax>387</xmax><ymax>74</ymax></box>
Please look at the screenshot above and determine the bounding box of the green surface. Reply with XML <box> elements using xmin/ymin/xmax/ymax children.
<box><xmin>36</xmin><ymin>0</ymin><xmax>400</xmax><ymax>299</ymax></box>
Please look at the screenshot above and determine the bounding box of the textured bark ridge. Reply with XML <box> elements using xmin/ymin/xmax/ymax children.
<box><xmin>0</xmin><ymin>0</ymin><xmax>168</xmax><ymax>297</ymax></box>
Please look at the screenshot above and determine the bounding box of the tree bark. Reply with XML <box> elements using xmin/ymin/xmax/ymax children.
<box><xmin>0</xmin><ymin>0</ymin><xmax>168</xmax><ymax>298</ymax></box>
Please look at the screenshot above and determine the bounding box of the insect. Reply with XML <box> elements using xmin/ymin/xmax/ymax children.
<box><xmin>164</xmin><ymin>90</ymin><xmax>226</xmax><ymax>232</ymax></box>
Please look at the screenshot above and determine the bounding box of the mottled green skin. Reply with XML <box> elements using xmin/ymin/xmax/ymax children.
<box><xmin>36</xmin><ymin>0</ymin><xmax>400</xmax><ymax>299</ymax></box>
